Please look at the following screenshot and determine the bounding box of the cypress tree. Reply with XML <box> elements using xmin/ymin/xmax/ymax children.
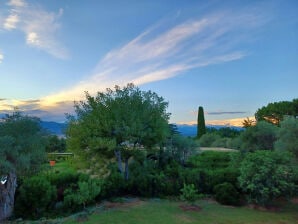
<box><xmin>197</xmin><ymin>106</ymin><xmax>206</xmax><ymax>138</ymax></box>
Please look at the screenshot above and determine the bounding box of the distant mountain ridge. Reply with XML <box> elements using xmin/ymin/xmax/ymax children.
<box><xmin>40</xmin><ymin>121</ymin><xmax>67</xmax><ymax>136</ymax></box>
<box><xmin>176</xmin><ymin>124</ymin><xmax>243</xmax><ymax>137</ymax></box>
<box><xmin>40</xmin><ymin>121</ymin><xmax>242</xmax><ymax>137</ymax></box>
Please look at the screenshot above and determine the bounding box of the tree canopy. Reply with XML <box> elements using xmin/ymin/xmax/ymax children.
<box><xmin>255</xmin><ymin>98</ymin><xmax>298</xmax><ymax>125</ymax></box>
<box><xmin>66</xmin><ymin>84</ymin><xmax>170</xmax><ymax>179</ymax></box>
<box><xmin>0</xmin><ymin>112</ymin><xmax>46</xmax><ymax>221</ymax></box>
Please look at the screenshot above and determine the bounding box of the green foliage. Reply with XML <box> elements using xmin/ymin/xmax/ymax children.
<box><xmin>207</xmin><ymin>127</ymin><xmax>242</xmax><ymax>138</ymax></box>
<box><xmin>189</xmin><ymin>151</ymin><xmax>233</xmax><ymax>169</ymax></box>
<box><xmin>101</xmin><ymin>164</ymin><xmax>127</xmax><ymax>198</ymax></box>
<box><xmin>14</xmin><ymin>176</ymin><xmax>56</xmax><ymax>219</ymax></box>
<box><xmin>45</xmin><ymin>135</ymin><xmax>66</xmax><ymax>153</ymax></box>
<box><xmin>198</xmin><ymin>133</ymin><xmax>221</xmax><ymax>147</ymax></box>
<box><xmin>180</xmin><ymin>183</ymin><xmax>200</xmax><ymax>205</ymax></box>
<box><xmin>255</xmin><ymin>98</ymin><xmax>298</xmax><ymax>125</ymax></box>
<box><xmin>188</xmin><ymin>151</ymin><xmax>240</xmax><ymax>193</ymax></box>
<box><xmin>165</xmin><ymin>134</ymin><xmax>197</xmax><ymax>165</ymax></box>
<box><xmin>214</xmin><ymin>182</ymin><xmax>240</xmax><ymax>205</ymax></box>
<box><xmin>0</xmin><ymin>112</ymin><xmax>46</xmax><ymax>176</ymax></box>
<box><xmin>275</xmin><ymin>116</ymin><xmax>298</xmax><ymax>158</ymax></box>
<box><xmin>66</xmin><ymin>83</ymin><xmax>170</xmax><ymax>178</ymax></box>
<box><xmin>128</xmin><ymin>159</ymin><xmax>167</xmax><ymax>197</ymax></box>
<box><xmin>239</xmin><ymin>121</ymin><xmax>278</xmax><ymax>152</ymax></box>
<box><xmin>211</xmin><ymin>137</ymin><xmax>231</xmax><ymax>148</ymax></box>
<box><xmin>239</xmin><ymin>150</ymin><xmax>296</xmax><ymax>206</ymax></box>
<box><xmin>197</xmin><ymin>106</ymin><xmax>206</xmax><ymax>138</ymax></box>
<box><xmin>64</xmin><ymin>178</ymin><xmax>101</xmax><ymax>209</ymax></box>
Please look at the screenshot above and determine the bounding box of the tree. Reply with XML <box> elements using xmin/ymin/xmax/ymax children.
<box><xmin>45</xmin><ymin>135</ymin><xmax>66</xmax><ymax>152</ymax></box>
<box><xmin>166</xmin><ymin>134</ymin><xmax>197</xmax><ymax>166</ymax></box>
<box><xmin>197</xmin><ymin>106</ymin><xmax>206</xmax><ymax>138</ymax></box>
<box><xmin>239</xmin><ymin>150</ymin><xmax>296</xmax><ymax>206</ymax></box>
<box><xmin>0</xmin><ymin>112</ymin><xmax>46</xmax><ymax>221</ymax></box>
<box><xmin>255</xmin><ymin>99</ymin><xmax>298</xmax><ymax>125</ymax></box>
<box><xmin>275</xmin><ymin>116</ymin><xmax>298</xmax><ymax>158</ymax></box>
<box><xmin>240</xmin><ymin>121</ymin><xmax>278</xmax><ymax>152</ymax></box>
<box><xmin>242</xmin><ymin>117</ymin><xmax>256</xmax><ymax>128</ymax></box>
<box><xmin>66</xmin><ymin>84</ymin><xmax>170</xmax><ymax>180</ymax></box>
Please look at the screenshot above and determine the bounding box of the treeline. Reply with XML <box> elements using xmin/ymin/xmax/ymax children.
<box><xmin>0</xmin><ymin>84</ymin><xmax>297</xmax><ymax>221</ymax></box>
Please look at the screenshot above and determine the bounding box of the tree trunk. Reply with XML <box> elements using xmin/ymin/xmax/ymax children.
<box><xmin>0</xmin><ymin>172</ymin><xmax>17</xmax><ymax>221</ymax></box>
<box><xmin>124</xmin><ymin>158</ymin><xmax>129</xmax><ymax>180</ymax></box>
<box><xmin>114</xmin><ymin>149</ymin><xmax>123</xmax><ymax>174</ymax></box>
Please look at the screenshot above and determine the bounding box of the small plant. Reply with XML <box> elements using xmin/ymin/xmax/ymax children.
<box><xmin>180</xmin><ymin>183</ymin><xmax>199</xmax><ymax>205</ymax></box>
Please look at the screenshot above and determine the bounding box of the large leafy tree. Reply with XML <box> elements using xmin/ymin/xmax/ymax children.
<box><xmin>66</xmin><ymin>84</ymin><xmax>170</xmax><ymax>180</ymax></box>
<box><xmin>0</xmin><ymin>112</ymin><xmax>46</xmax><ymax>221</ymax></box>
<box><xmin>255</xmin><ymin>99</ymin><xmax>298</xmax><ymax>125</ymax></box>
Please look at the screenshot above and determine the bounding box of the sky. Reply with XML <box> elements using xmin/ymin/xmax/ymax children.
<box><xmin>0</xmin><ymin>0</ymin><xmax>297</xmax><ymax>126</ymax></box>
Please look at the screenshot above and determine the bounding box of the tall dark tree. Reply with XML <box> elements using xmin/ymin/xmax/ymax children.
<box><xmin>0</xmin><ymin>112</ymin><xmax>46</xmax><ymax>221</ymax></box>
<box><xmin>66</xmin><ymin>83</ymin><xmax>170</xmax><ymax>180</ymax></box>
<box><xmin>197</xmin><ymin>106</ymin><xmax>206</xmax><ymax>138</ymax></box>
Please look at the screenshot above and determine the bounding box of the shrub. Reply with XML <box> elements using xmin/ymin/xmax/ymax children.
<box><xmin>275</xmin><ymin>116</ymin><xmax>298</xmax><ymax>159</ymax></box>
<box><xmin>214</xmin><ymin>182</ymin><xmax>240</xmax><ymax>205</ymax></box>
<box><xmin>180</xmin><ymin>183</ymin><xmax>200</xmax><ymax>205</ymax></box>
<box><xmin>198</xmin><ymin>133</ymin><xmax>220</xmax><ymax>147</ymax></box>
<box><xmin>239</xmin><ymin>150</ymin><xmax>296</xmax><ymax>206</ymax></box>
<box><xmin>63</xmin><ymin>178</ymin><xmax>101</xmax><ymax>210</ymax></box>
<box><xmin>14</xmin><ymin>176</ymin><xmax>56</xmax><ymax>219</ymax></box>
<box><xmin>240</xmin><ymin>121</ymin><xmax>278</xmax><ymax>152</ymax></box>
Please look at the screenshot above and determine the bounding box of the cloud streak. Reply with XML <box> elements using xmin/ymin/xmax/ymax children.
<box><xmin>207</xmin><ymin>111</ymin><xmax>247</xmax><ymax>115</ymax></box>
<box><xmin>1</xmin><ymin>3</ymin><xmax>270</xmax><ymax>122</ymax></box>
<box><xmin>0</xmin><ymin>51</ymin><xmax>3</xmax><ymax>63</ymax></box>
<box><xmin>43</xmin><ymin>7</ymin><xmax>267</xmax><ymax>107</ymax></box>
<box><xmin>2</xmin><ymin>0</ymin><xmax>68</xmax><ymax>59</ymax></box>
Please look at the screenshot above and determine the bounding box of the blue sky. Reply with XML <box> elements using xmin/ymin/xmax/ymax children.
<box><xmin>0</xmin><ymin>0</ymin><xmax>297</xmax><ymax>126</ymax></box>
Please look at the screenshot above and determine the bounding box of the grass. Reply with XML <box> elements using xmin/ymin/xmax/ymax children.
<box><xmin>62</xmin><ymin>199</ymin><xmax>298</xmax><ymax>224</ymax></box>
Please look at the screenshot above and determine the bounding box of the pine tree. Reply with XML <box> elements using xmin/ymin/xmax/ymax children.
<box><xmin>197</xmin><ymin>106</ymin><xmax>206</xmax><ymax>138</ymax></box>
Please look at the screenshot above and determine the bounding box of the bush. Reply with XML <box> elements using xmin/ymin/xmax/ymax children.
<box><xmin>239</xmin><ymin>150</ymin><xmax>296</xmax><ymax>206</ymax></box>
<box><xmin>211</xmin><ymin>137</ymin><xmax>230</xmax><ymax>148</ymax></box>
<box><xmin>188</xmin><ymin>151</ymin><xmax>240</xmax><ymax>194</ymax></box>
<box><xmin>214</xmin><ymin>182</ymin><xmax>240</xmax><ymax>205</ymax></box>
<box><xmin>198</xmin><ymin>133</ymin><xmax>220</xmax><ymax>147</ymax></box>
<box><xmin>240</xmin><ymin>121</ymin><xmax>278</xmax><ymax>152</ymax></box>
<box><xmin>180</xmin><ymin>183</ymin><xmax>200</xmax><ymax>205</ymax></box>
<box><xmin>14</xmin><ymin>176</ymin><xmax>56</xmax><ymax>219</ymax></box>
<box><xmin>63</xmin><ymin>178</ymin><xmax>101</xmax><ymax>210</ymax></box>
<box><xmin>275</xmin><ymin>116</ymin><xmax>298</xmax><ymax>159</ymax></box>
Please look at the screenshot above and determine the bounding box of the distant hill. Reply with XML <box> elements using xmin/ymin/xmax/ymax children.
<box><xmin>176</xmin><ymin>124</ymin><xmax>243</xmax><ymax>137</ymax></box>
<box><xmin>39</xmin><ymin>121</ymin><xmax>243</xmax><ymax>137</ymax></box>
<box><xmin>40</xmin><ymin>121</ymin><xmax>67</xmax><ymax>136</ymax></box>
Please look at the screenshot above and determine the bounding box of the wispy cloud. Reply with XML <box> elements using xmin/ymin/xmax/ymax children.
<box><xmin>0</xmin><ymin>51</ymin><xmax>3</xmax><ymax>63</ymax></box>
<box><xmin>2</xmin><ymin>0</ymin><xmax>68</xmax><ymax>59</ymax></box>
<box><xmin>7</xmin><ymin>0</ymin><xmax>26</xmax><ymax>7</ymax></box>
<box><xmin>207</xmin><ymin>111</ymin><xmax>247</xmax><ymax>115</ymax></box>
<box><xmin>2</xmin><ymin>3</ymin><xmax>270</xmax><ymax>122</ymax></box>
<box><xmin>43</xmin><ymin>7</ymin><xmax>268</xmax><ymax>106</ymax></box>
<box><xmin>3</xmin><ymin>14</ymin><xmax>19</xmax><ymax>29</ymax></box>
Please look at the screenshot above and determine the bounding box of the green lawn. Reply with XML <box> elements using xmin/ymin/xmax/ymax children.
<box><xmin>62</xmin><ymin>199</ymin><xmax>298</xmax><ymax>224</ymax></box>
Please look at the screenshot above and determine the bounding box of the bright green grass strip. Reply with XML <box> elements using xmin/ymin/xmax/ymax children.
<box><xmin>63</xmin><ymin>200</ymin><xmax>298</xmax><ymax>224</ymax></box>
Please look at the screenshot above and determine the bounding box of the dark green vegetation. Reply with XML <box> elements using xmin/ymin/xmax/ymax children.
<box><xmin>0</xmin><ymin>112</ymin><xmax>46</xmax><ymax>220</ymax></box>
<box><xmin>197</xmin><ymin>106</ymin><xmax>206</xmax><ymax>138</ymax></box>
<box><xmin>255</xmin><ymin>98</ymin><xmax>298</xmax><ymax>125</ymax></box>
<box><xmin>0</xmin><ymin>86</ymin><xmax>297</xmax><ymax>222</ymax></box>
